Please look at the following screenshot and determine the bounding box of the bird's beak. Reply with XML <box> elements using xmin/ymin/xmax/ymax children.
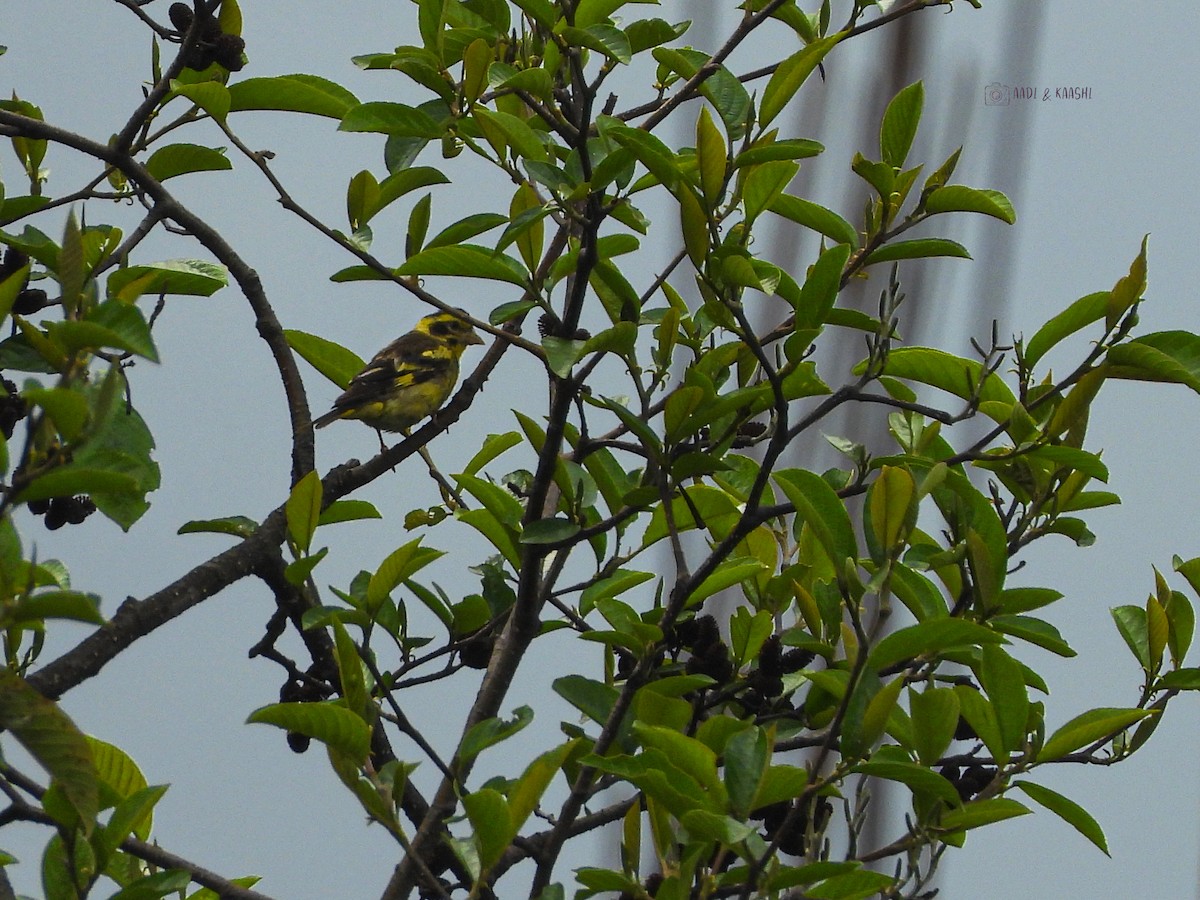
<box><xmin>466</xmin><ymin>329</ymin><xmax>485</xmax><ymax>345</ymax></box>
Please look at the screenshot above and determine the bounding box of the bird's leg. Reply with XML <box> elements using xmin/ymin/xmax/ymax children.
<box><xmin>405</xmin><ymin>430</ymin><xmax>469</xmax><ymax>509</ymax></box>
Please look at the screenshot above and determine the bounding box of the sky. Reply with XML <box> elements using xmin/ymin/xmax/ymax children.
<box><xmin>2</xmin><ymin>2</ymin><xmax>1200</xmax><ymax>898</ymax></box>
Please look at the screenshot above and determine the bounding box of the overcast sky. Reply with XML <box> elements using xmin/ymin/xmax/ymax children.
<box><xmin>3</xmin><ymin>2</ymin><xmax>1200</xmax><ymax>898</ymax></box>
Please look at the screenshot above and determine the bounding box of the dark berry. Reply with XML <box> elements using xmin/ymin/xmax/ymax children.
<box><xmin>750</xmin><ymin>672</ymin><xmax>784</xmax><ymax>698</ymax></box>
<box><xmin>26</xmin><ymin>498</ymin><xmax>50</xmax><ymax>516</ymax></box>
<box><xmin>211</xmin><ymin>32</ymin><xmax>246</xmax><ymax>71</ymax></box>
<box><xmin>43</xmin><ymin>501</ymin><xmax>68</xmax><ymax>530</ymax></box>
<box><xmin>781</xmin><ymin>647</ymin><xmax>815</xmax><ymax>672</ymax></box>
<box><xmin>286</xmin><ymin>731</ymin><xmax>311</xmax><ymax>754</ymax></box>
<box><xmin>759</xmin><ymin>634</ymin><xmax>783</xmax><ymax>677</ymax></box>
<box><xmin>954</xmin><ymin>715</ymin><xmax>978</xmax><ymax>742</ymax></box>
<box><xmin>168</xmin><ymin>2</ymin><xmax>194</xmax><ymax>32</ymax></box>
<box><xmin>686</xmin><ymin>640</ymin><xmax>733</xmax><ymax>683</ymax></box>
<box><xmin>1</xmin><ymin>246</ymin><xmax>29</xmax><ymax>277</ymax></box>
<box><xmin>12</xmin><ymin>288</ymin><xmax>48</xmax><ymax>315</ymax></box>
<box><xmin>460</xmin><ymin>634</ymin><xmax>493</xmax><ymax>669</ymax></box>
<box><xmin>940</xmin><ymin>763</ymin><xmax>994</xmax><ymax>801</ymax></box>
<box><xmin>198</xmin><ymin>13</ymin><xmax>222</xmax><ymax>41</ymax></box>
<box><xmin>279</xmin><ymin>679</ymin><xmax>306</xmax><ymax>703</ymax></box>
<box><xmin>0</xmin><ymin>380</ymin><xmax>27</xmax><ymax>439</ymax></box>
<box><xmin>691</xmin><ymin>615</ymin><xmax>719</xmax><ymax>653</ymax></box>
<box><xmin>733</xmin><ymin>421</ymin><xmax>768</xmax><ymax>447</ymax></box>
<box><xmin>61</xmin><ymin>496</ymin><xmax>96</xmax><ymax>525</ymax></box>
<box><xmin>615</xmin><ymin>648</ymin><xmax>636</xmax><ymax>680</ymax></box>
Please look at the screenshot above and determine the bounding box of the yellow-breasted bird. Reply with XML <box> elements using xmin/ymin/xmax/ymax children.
<box><xmin>312</xmin><ymin>309</ymin><xmax>483</xmax><ymax>432</ymax></box>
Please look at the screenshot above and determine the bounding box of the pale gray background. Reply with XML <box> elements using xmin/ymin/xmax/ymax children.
<box><xmin>2</xmin><ymin>2</ymin><xmax>1198</xmax><ymax>898</ymax></box>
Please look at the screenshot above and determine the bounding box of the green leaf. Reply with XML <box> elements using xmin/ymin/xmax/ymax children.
<box><xmin>868</xmin><ymin>619</ymin><xmax>1006</xmax><ymax>670</ymax></box>
<box><xmin>742</xmin><ymin>160</ymin><xmax>799</xmax><ymax>226</ymax></box>
<box><xmin>16</xmin><ymin>467</ymin><xmax>138</xmax><ymax>504</ymax></box>
<box><xmin>510</xmin><ymin>0</ymin><xmax>557</xmax><ymax>28</ymax></box>
<box><xmin>807</xmin><ymin>869</ymin><xmax>897</xmax><ymax>900</ymax></box>
<box><xmin>520</xmin><ymin>516</ymin><xmax>580</xmax><ymax>544</ymax></box>
<box><xmin>695</xmin><ymin>106</ymin><xmax>727</xmax><ymax>207</ymax></box>
<box><xmin>459</xmin><ymin>705</ymin><xmax>533</xmax><ymax>763</ymax></box>
<box><xmin>177</xmin><ymin>515</ymin><xmax>258</xmax><ymax>538</ymax></box>
<box><xmin>609</xmin><ymin>125</ymin><xmax>680</xmax><ymax>191</ymax></box>
<box><xmin>879</xmin><ymin>82</ymin><xmax>923</xmax><ymax>168</ymax></box>
<box><xmin>937</xmin><ymin>797</ymin><xmax>1030</xmax><ymax>832</ymax></box>
<box><xmin>463</xmin><ymin>789</ymin><xmax>512</xmax><ymax>872</ymax></box>
<box><xmin>340</xmin><ymin>101</ymin><xmax>444</xmax><ymax>138</ymax></box>
<box><xmin>980</xmin><ymin>644</ymin><xmax>1028</xmax><ymax>752</ymax></box>
<box><xmin>759</xmin><ymin>34</ymin><xmax>842</xmax><ymax>128</ymax></box>
<box><xmin>367</xmin><ymin>539</ymin><xmax>444</xmax><ymax>611</ymax></box>
<box><xmin>651</xmin><ymin>48</ymin><xmax>752</xmax><ymax>141</ymax></box>
<box><xmin>228</xmin><ymin>73</ymin><xmax>359</xmax><ymax>117</ymax></box>
<box><xmin>1106</xmin><ymin>234</ymin><xmax>1148</xmax><ymax>331</ymax></box>
<box><xmin>169</xmin><ymin>80</ymin><xmax>230</xmax><ymax>122</ymax></box>
<box><xmin>854</xmin><ymin>757</ymin><xmax>960</xmax><ymax>807</ymax></box>
<box><xmin>924</xmin><ymin>185</ymin><xmax>1016</xmax><ymax>223</ymax></box>
<box><xmin>689</xmin><ymin>558</ymin><xmax>768</xmax><ymax>606</ymax></box>
<box><xmin>285</xmin><ymin>470</ymin><xmax>322</xmax><ymax>553</ymax></box>
<box><xmin>318</xmin><ymin>499</ymin><xmax>382</xmax><ymax>526</ymax></box>
<box><xmin>285</xmin><ymin>330</ymin><xmax>365</xmax><ymax>390</ymax></box>
<box><xmin>395</xmin><ymin>244</ymin><xmax>528</xmax><ymax>286</ymax></box>
<box><xmin>508</xmin><ymin>739</ymin><xmax>577</xmax><ymax>834</ymax></box>
<box><xmin>1015</xmin><ymin>781</ymin><xmax>1109</xmax><ymax>855</ymax></box>
<box><xmin>769</xmin><ymin>194</ymin><xmax>858</xmax><ymax>247</ymax></box>
<box><xmin>24</xmin><ymin>387</ymin><xmax>89</xmax><ymax>442</ymax></box>
<box><xmin>1024</xmin><ymin>291</ymin><xmax>1109</xmax><ymax>371</ymax></box>
<box><xmin>473</xmin><ymin>107</ymin><xmax>549</xmax><ymax>163</ymax></box>
<box><xmin>861</xmin><ymin>347</ymin><xmax>1016</xmax><ymax>412</ymax></box>
<box><xmin>1156</xmin><ymin>668</ymin><xmax>1200</xmax><ymax>690</ymax></box>
<box><xmin>553</xmin><ymin>675</ymin><xmax>618</xmax><ymax>725</ymax></box>
<box><xmin>1111</xmin><ymin>605</ymin><xmax>1150</xmax><ymax>669</ymax></box>
<box><xmin>864</xmin><ymin>238</ymin><xmax>971</xmax><ymax>264</ymax></box>
<box><xmin>1037</xmin><ymin>707</ymin><xmax>1157</xmax><ymax>762</ymax></box>
<box><xmin>106</xmin><ymin>259</ymin><xmax>228</xmax><ymax>301</ymax></box>
<box><xmin>560</xmin><ymin>24</ymin><xmax>632</xmax><ymax>64</ymax></box>
<box><xmin>990</xmin><ymin>614</ymin><xmax>1075</xmax><ymax>657</ymax></box>
<box><xmin>774</xmin><ymin>468</ymin><xmax>857</xmax><ymax>567</ymax></box>
<box><xmin>909</xmin><ymin>687</ymin><xmax>959</xmax><ymax>767</ymax></box>
<box><xmin>144</xmin><ymin>143</ymin><xmax>231</xmax><ymax>181</ymax></box>
<box><xmin>247</xmin><ymin>701</ymin><xmax>371</xmax><ymax>760</ymax></box>
<box><xmin>4</xmin><ymin>590</ymin><xmax>103</xmax><ymax>627</ymax></box>
<box><xmin>723</xmin><ymin>727</ymin><xmax>768</xmax><ymax>818</ymax></box>
<box><xmin>0</xmin><ymin>671</ymin><xmax>98</xmax><ymax>831</ymax></box>
<box><xmin>1108</xmin><ymin>330</ymin><xmax>1200</xmax><ymax>395</ymax></box>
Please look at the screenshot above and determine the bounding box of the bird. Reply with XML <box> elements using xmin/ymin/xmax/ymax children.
<box><xmin>312</xmin><ymin>309</ymin><xmax>483</xmax><ymax>433</ymax></box>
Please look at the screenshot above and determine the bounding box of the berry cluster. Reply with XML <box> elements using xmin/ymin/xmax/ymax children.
<box><xmin>0</xmin><ymin>378</ymin><xmax>27</xmax><ymax>439</ymax></box>
<box><xmin>27</xmin><ymin>496</ymin><xmax>96</xmax><ymax>530</ymax></box>
<box><xmin>939</xmin><ymin>762</ymin><xmax>996</xmax><ymax>801</ymax></box>
<box><xmin>0</xmin><ymin>246</ymin><xmax>50</xmax><ymax>315</ymax></box>
<box><xmin>278</xmin><ymin>675</ymin><xmax>333</xmax><ymax>754</ymax></box>
<box><xmin>168</xmin><ymin>3</ymin><xmax>246</xmax><ymax>72</ymax></box>
<box><xmin>676</xmin><ymin>614</ymin><xmax>735</xmax><ymax>683</ymax></box>
<box><xmin>751</xmin><ymin>796</ymin><xmax>833</xmax><ymax>857</ymax></box>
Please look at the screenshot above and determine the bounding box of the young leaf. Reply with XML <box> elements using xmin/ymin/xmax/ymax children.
<box><xmin>924</xmin><ymin>185</ymin><xmax>1015</xmax><ymax>223</ymax></box>
<box><xmin>759</xmin><ymin>34</ymin><xmax>842</xmax><ymax>128</ymax></box>
<box><xmin>228</xmin><ymin>74</ymin><xmax>360</xmax><ymax>117</ymax></box>
<box><xmin>1037</xmin><ymin>707</ymin><xmax>1157</xmax><ymax>763</ymax></box>
<box><xmin>1014</xmin><ymin>781</ymin><xmax>1109</xmax><ymax>856</ymax></box>
<box><xmin>879</xmin><ymin>81</ymin><xmax>923</xmax><ymax>168</ymax></box>
<box><xmin>285</xmin><ymin>470</ymin><xmax>322</xmax><ymax>554</ymax></box>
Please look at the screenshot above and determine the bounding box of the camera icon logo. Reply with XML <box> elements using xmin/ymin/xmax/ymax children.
<box><xmin>984</xmin><ymin>82</ymin><xmax>1010</xmax><ymax>106</ymax></box>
